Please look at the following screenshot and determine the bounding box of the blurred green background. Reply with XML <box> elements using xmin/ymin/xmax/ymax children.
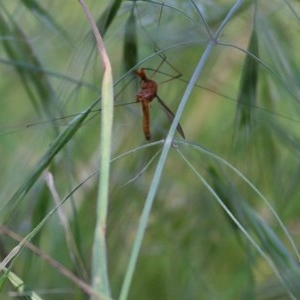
<box><xmin>1</xmin><ymin>0</ymin><xmax>300</xmax><ymax>299</ymax></box>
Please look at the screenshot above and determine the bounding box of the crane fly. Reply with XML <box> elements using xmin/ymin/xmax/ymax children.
<box><xmin>1</xmin><ymin>68</ymin><xmax>186</xmax><ymax>140</ymax></box>
<box><xmin>134</xmin><ymin>68</ymin><xmax>185</xmax><ymax>140</ymax></box>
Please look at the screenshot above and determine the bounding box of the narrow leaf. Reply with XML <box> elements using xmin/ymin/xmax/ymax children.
<box><xmin>236</xmin><ymin>28</ymin><xmax>259</xmax><ymax>128</ymax></box>
<box><xmin>0</xmin><ymin>101</ymin><xmax>98</xmax><ymax>222</ymax></box>
<box><xmin>123</xmin><ymin>7</ymin><xmax>138</xmax><ymax>71</ymax></box>
<box><xmin>96</xmin><ymin>0</ymin><xmax>123</xmax><ymax>36</ymax></box>
<box><xmin>157</xmin><ymin>95</ymin><xmax>185</xmax><ymax>139</ymax></box>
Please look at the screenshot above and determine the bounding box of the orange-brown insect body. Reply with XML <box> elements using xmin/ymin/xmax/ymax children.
<box><xmin>140</xmin><ymin>100</ymin><xmax>151</xmax><ymax>140</ymax></box>
<box><xmin>136</xmin><ymin>71</ymin><xmax>157</xmax><ymax>102</ymax></box>
<box><xmin>135</xmin><ymin>68</ymin><xmax>185</xmax><ymax>140</ymax></box>
<box><xmin>135</xmin><ymin>68</ymin><xmax>157</xmax><ymax>140</ymax></box>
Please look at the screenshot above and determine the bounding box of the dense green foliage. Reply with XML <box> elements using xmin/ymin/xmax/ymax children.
<box><xmin>1</xmin><ymin>1</ymin><xmax>300</xmax><ymax>299</ymax></box>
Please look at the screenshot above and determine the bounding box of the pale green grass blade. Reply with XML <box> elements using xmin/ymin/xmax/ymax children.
<box><xmin>21</xmin><ymin>0</ymin><xmax>71</xmax><ymax>43</ymax></box>
<box><xmin>78</xmin><ymin>0</ymin><xmax>114</xmax><ymax>296</ymax></box>
<box><xmin>1</xmin><ymin>268</ymin><xmax>43</xmax><ymax>300</ymax></box>
<box><xmin>0</xmin><ymin>7</ymin><xmax>59</xmax><ymax>119</ymax></box>
<box><xmin>207</xmin><ymin>167</ymin><xmax>300</xmax><ymax>298</ymax></box>
<box><xmin>119</xmin><ymin>1</ymin><xmax>245</xmax><ymax>299</ymax></box>
<box><xmin>0</xmin><ymin>100</ymin><xmax>98</xmax><ymax>222</ymax></box>
<box><xmin>177</xmin><ymin>148</ymin><xmax>300</xmax><ymax>299</ymax></box>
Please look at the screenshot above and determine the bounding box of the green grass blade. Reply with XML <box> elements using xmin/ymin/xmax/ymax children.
<box><xmin>0</xmin><ymin>7</ymin><xmax>60</xmax><ymax>119</ymax></box>
<box><xmin>123</xmin><ymin>6</ymin><xmax>138</xmax><ymax>71</ymax></box>
<box><xmin>0</xmin><ymin>101</ymin><xmax>98</xmax><ymax>222</ymax></box>
<box><xmin>97</xmin><ymin>0</ymin><xmax>123</xmax><ymax>36</ymax></box>
<box><xmin>236</xmin><ymin>28</ymin><xmax>259</xmax><ymax>129</ymax></box>
<box><xmin>78</xmin><ymin>0</ymin><xmax>115</xmax><ymax>296</ymax></box>
<box><xmin>178</xmin><ymin>149</ymin><xmax>300</xmax><ymax>299</ymax></box>
<box><xmin>119</xmin><ymin>1</ymin><xmax>244</xmax><ymax>299</ymax></box>
<box><xmin>1</xmin><ymin>268</ymin><xmax>43</xmax><ymax>300</ymax></box>
<box><xmin>21</xmin><ymin>0</ymin><xmax>71</xmax><ymax>43</ymax></box>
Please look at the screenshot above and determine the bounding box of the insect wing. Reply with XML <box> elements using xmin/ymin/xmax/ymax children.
<box><xmin>156</xmin><ymin>95</ymin><xmax>185</xmax><ymax>139</ymax></box>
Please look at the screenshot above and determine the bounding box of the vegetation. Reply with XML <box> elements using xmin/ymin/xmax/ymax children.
<box><xmin>0</xmin><ymin>0</ymin><xmax>300</xmax><ymax>299</ymax></box>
